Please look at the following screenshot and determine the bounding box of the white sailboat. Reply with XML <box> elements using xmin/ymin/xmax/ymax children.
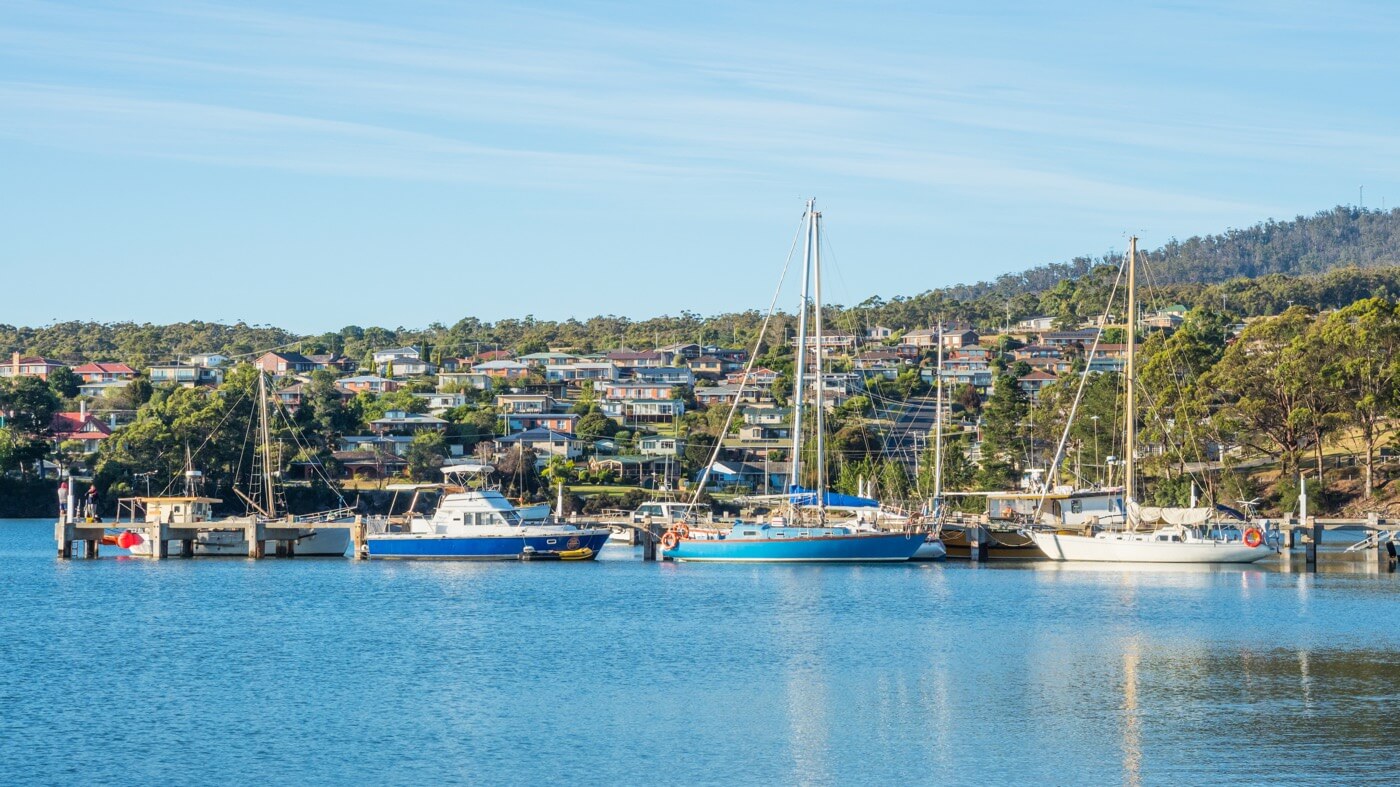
<box><xmin>1027</xmin><ymin>236</ymin><xmax>1275</xmax><ymax>564</ymax></box>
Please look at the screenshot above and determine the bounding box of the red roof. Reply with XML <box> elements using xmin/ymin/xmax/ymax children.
<box><xmin>73</xmin><ymin>362</ymin><xmax>135</xmax><ymax>375</ymax></box>
<box><xmin>50</xmin><ymin>412</ymin><xmax>113</xmax><ymax>440</ymax></box>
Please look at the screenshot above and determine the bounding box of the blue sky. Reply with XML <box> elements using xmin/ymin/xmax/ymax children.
<box><xmin>4</xmin><ymin>1</ymin><xmax>1398</xmax><ymax>333</ymax></box>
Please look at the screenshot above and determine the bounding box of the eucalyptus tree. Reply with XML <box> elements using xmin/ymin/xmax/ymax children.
<box><xmin>1316</xmin><ymin>298</ymin><xmax>1400</xmax><ymax>497</ymax></box>
<box><xmin>1202</xmin><ymin>307</ymin><xmax>1319</xmax><ymax>477</ymax></box>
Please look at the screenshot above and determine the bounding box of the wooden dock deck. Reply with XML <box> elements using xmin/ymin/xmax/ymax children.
<box><xmin>55</xmin><ymin>516</ymin><xmax>367</xmax><ymax>560</ymax></box>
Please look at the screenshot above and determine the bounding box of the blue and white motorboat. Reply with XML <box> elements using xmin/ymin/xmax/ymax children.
<box><xmin>365</xmin><ymin>464</ymin><xmax>611</xmax><ymax>560</ymax></box>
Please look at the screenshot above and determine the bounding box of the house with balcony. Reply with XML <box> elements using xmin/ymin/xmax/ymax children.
<box><xmin>1017</xmin><ymin>370</ymin><xmax>1059</xmax><ymax>401</ymax></box>
<box><xmin>494</xmin><ymin>428</ymin><xmax>583</xmax><ymax>462</ymax></box>
<box><xmin>370</xmin><ymin>410</ymin><xmax>448</xmax><ymax>436</ymax></box>
<box><xmin>148</xmin><ymin>362</ymin><xmax>224</xmax><ymax>387</ymax></box>
<box><xmin>72</xmin><ymin>362</ymin><xmax>136</xmax><ymax>383</ymax></box>
<box><xmin>415</xmin><ymin>391</ymin><xmax>473</xmax><ymax>415</ymax></box>
<box><xmin>546</xmin><ymin>362</ymin><xmax>617</xmax><ymax>386</ymax></box>
<box><xmin>627</xmin><ymin>366</ymin><xmax>692</xmax><ymax>386</ymax></box>
<box><xmin>518</xmin><ymin>352</ymin><xmax>580</xmax><ymax>367</ymax></box>
<box><xmin>507</xmin><ymin>413</ymin><xmax>579</xmax><ymax>434</ymax></box>
<box><xmin>599</xmin><ymin>399</ymin><xmax>685</xmax><ymax>422</ymax></box>
<box><xmin>437</xmin><ymin>371</ymin><xmax>493</xmax><ymax>391</ymax></box>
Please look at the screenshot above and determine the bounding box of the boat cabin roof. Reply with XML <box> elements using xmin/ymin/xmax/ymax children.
<box><xmin>122</xmin><ymin>496</ymin><xmax>223</xmax><ymax>504</ymax></box>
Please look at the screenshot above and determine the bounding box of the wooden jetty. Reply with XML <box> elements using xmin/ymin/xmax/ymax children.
<box><xmin>56</xmin><ymin>516</ymin><xmax>364</xmax><ymax>560</ymax></box>
<box><xmin>55</xmin><ymin>492</ymin><xmax>366</xmax><ymax>560</ymax></box>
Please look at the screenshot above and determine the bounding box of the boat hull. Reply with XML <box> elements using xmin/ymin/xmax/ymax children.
<box><xmin>911</xmin><ymin>536</ymin><xmax>947</xmax><ymax>561</ymax></box>
<box><xmin>1030</xmin><ymin>531</ymin><xmax>1273</xmax><ymax>563</ymax></box>
<box><xmin>366</xmin><ymin>530</ymin><xmax>611</xmax><ymax>559</ymax></box>
<box><xmin>664</xmin><ymin>532</ymin><xmax>922</xmax><ymax>562</ymax></box>
<box><xmin>940</xmin><ymin>526</ymin><xmax>1043</xmax><ymax>560</ymax></box>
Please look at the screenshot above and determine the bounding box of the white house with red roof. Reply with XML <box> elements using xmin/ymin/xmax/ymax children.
<box><xmin>72</xmin><ymin>362</ymin><xmax>136</xmax><ymax>383</ymax></box>
<box><xmin>3</xmin><ymin>352</ymin><xmax>67</xmax><ymax>380</ymax></box>
<box><xmin>50</xmin><ymin>406</ymin><xmax>114</xmax><ymax>452</ymax></box>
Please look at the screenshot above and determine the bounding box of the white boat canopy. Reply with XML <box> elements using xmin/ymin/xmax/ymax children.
<box><xmin>441</xmin><ymin>463</ymin><xmax>494</xmax><ymax>475</ymax></box>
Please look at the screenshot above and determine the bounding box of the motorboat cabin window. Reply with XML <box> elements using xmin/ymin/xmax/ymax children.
<box><xmin>1071</xmin><ymin>500</ymin><xmax>1083</xmax><ymax>514</ymax></box>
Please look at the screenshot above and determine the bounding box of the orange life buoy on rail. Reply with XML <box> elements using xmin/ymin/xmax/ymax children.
<box><xmin>661</xmin><ymin>531</ymin><xmax>680</xmax><ymax>550</ymax></box>
<box><xmin>674</xmin><ymin>524</ymin><xmax>690</xmax><ymax>539</ymax></box>
<box><xmin>1243</xmin><ymin>527</ymin><xmax>1264</xmax><ymax>549</ymax></box>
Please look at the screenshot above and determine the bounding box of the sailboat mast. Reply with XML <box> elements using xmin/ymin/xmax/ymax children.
<box><xmin>812</xmin><ymin>208</ymin><xmax>826</xmax><ymax>515</ymax></box>
<box><xmin>789</xmin><ymin>200</ymin><xmax>815</xmax><ymax>490</ymax></box>
<box><xmin>1124</xmin><ymin>236</ymin><xmax>1138</xmax><ymax>510</ymax></box>
<box><xmin>258</xmin><ymin>370</ymin><xmax>277</xmax><ymax>518</ymax></box>
<box><xmin>933</xmin><ymin>321</ymin><xmax>944</xmax><ymax>509</ymax></box>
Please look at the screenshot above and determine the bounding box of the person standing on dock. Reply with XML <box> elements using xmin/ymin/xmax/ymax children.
<box><xmin>57</xmin><ymin>481</ymin><xmax>68</xmax><ymax>519</ymax></box>
<box><xmin>85</xmin><ymin>484</ymin><xmax>97</xmax><ymax>520</ymax></box>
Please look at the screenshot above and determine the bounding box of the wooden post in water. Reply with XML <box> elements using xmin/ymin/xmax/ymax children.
<box><xmin>352</xmin><ymin>515</ymin><xmax>368</xmax><ymax>560</ymax></box>
<box><xmin>642</xmin><ymin>519</ymin><xmax>657</xmax><ymax>562</ymax></box>
<box><xmin>85</xmin><ymin>538</ymin><xmax>98</xmax><ymax>559</ymax></box>
<box><xmin>968</xmin><ymin>525</ymin><xmax>988</xmax><ymax>562</ymax></box>
<box><xmin>180</xmin><ymin>538</ymin><xmax>194</xmax><ymax>558</ymax></box>
<box><xmin>245</xmin><ymin>521</ymin><xmax>264</xmax><ymax>559</ymax></box>
<box><xmin>1304</xmin><ymin>518</ymin><xmax>1319</xmax><ymax>569</ymax></box>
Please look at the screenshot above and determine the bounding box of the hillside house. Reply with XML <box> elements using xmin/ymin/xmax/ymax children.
<box><xmin>255</xmin><ymin>351</ymin><xmax>316</xmax><ymax>376</ymax></box>
<box><xmin>437</xmin><ymin>371</ymin><xmax>493</xmax><ymax>391</ymax></box>
<box><xmin>494</xmin><ymin>428</ymin><xmax>583</xmax><ymax>461</ymax></box>
<box><xmin>472</xmin><ymin>360</ymin><xmax>530</xmax><ymax>380</ymax></box>
<box><xmin>337</xmin><ymin>375</ymin><xmax>400</xmax><ymax>394</ymax></box>
<box><xmin>546</xmin><ymin>363</ymin><xmax>617</xmax><ymax>385</ymax></box>
<box><xmin>495</xmin><ymin>393</ymin><xmax>559</xmax><ymax>414</ymax></box>
<box><xmin>507</xmin><ymin>413</ymin><xmax>579</xmax><ymax>434</ymax></box>
<box><xmin>638</xmin><ymin>434</ymin><xmax>684</xmax><ymax>456</ymax></box>
<box><xmin>370</xmin><ymin>411</ymin><xmax>448</xmax><ymax>436</ymax></box>
<box><xmin>606</xmin><ymin>349</ymin><xmax>672</xmax><ymax>368</ymax></box>
<box><xmin>50</xmin><ymin>408</ymin><xmax>113</xmax><ymax>452</ymax></box>
<box><xmin>72</xmin><ymin>362</ymin><xmax>136</xmax><ymax>383</ymax></box>
<box><xmin>148</xmin><ymin>362</ymin><xmax>224</xmax><ymax>387</ymax></box>
<box><xmin>3</xmin><ymin>353</ymin><xmax>66</xmax><ymax>380</ymax></box>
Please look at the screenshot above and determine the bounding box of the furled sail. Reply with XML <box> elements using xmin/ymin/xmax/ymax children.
<box><xmin>1130</xmin><ymin>501</ymin><xmax>1214</xmax><ymax>525</ymax></box>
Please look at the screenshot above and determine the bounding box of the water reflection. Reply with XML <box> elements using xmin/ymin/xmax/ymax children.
<box><xmin>1122</xmin><ymin>638</ymin><xmax>1141</xmax><ymax>787</ymax></box>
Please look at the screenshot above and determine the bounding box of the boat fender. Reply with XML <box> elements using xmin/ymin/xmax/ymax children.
<box><xmin>116</xmin><ymin>531</ymin><xmax>142</xmax><ymax>549</ymax></box>
<box><xmin>661</xmin><ymin>531</ymin><xmax>680</xmax><ymax>550</ymax></box>
<box><xmin>1243</xmin><ymin>527</ymin><xmax>1264</xmax><ymax>549</ymax></box>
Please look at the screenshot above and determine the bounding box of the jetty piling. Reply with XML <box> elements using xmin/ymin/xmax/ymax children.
<box><xmin>967</xmin><ymin>525</ymin><xmax>988</xmax><ymax>562</ymax></box>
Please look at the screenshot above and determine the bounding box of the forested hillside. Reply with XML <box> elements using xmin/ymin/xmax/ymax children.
<box><xmin>6</xmin><ymin>205</ymin><xmax>1400</xmax><ymax>363</ymax></box>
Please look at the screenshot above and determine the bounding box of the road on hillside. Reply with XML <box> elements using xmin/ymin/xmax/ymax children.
<box><xmin>882</xmin><ymin>395</ymin><xmax>939</xmax><ymax>472</ymax></box>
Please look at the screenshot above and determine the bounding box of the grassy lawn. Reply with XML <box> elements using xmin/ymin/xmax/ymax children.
<box><xmin>567</xmin><ymin>484</ymin><xmax>646</xmax><ymax>496</ymax></box>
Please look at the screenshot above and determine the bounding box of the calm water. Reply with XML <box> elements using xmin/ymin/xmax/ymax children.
<box><xmin>4</xmin><ymin>519</ymin><xmax>1399</xmax><ymax>786</ymax></box>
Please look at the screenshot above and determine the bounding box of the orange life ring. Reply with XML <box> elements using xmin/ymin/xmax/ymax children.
<box><xmin>661</xmin><ymin>531</ymin><xmax>680</xmax><ymax>550</ymax></box>
<box><xmin>1243</xmin><ymin>527</ymin><xmax>1264</xmax><ymax>549</ymax></box>
<box><xmin>673</xmin><ymin>524</ymin><xmax>690</xmax><ymax>539</ymax></box>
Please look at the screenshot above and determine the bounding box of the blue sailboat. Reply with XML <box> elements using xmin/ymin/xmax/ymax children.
<box><xmin>663</xmin><ymin>200</ymin><xmax>925</xmax><ymax>563</ymax></box>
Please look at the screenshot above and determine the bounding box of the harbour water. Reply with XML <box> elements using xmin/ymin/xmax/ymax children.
<box><xmin>4</xmin><ymin>518</ymin><xmax>1399</xmax><ymax>785</ymax></box>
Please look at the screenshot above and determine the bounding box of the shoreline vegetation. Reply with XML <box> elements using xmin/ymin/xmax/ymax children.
<box><xmin>6</xmin><ymin>205</ymin><xmax>1400</xmax><ymax>520</ymax></box>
